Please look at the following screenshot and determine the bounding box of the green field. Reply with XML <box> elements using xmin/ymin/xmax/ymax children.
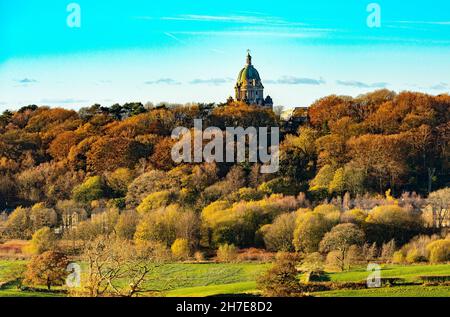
<box><xmin>327</xmin><ymin>264</ymin><xmax>450</xmax><ymax>283</ymax></box>
<box><xmin>0</xmin><ymin>261</ymin><xmax>269</xmax><ymax>297</ymax></box>
<box><xmin>141</xmin><ymin>263</ymin><xmax>270</xmax><ymax>295</ymax></box>
<box><xmin>0</xmin><ymin>260</ymin><xmax>449</xmax><ymax>297</ymax></box>
<box><xmin>314</xmin><ymin>285</ymin><xmax>450</xmax><ymax>297</ymax></box>
<box><xmin>0</xmin><ymin>260</ymin><xmax>25</xmax><ymax>280</ymax></box>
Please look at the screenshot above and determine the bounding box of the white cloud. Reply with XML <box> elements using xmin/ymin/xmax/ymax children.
<box><xmin>266</xmin><ymin>76</ymin><xmax>326</xmax><ymax>85</ymax></box>
<box><xmin>40</xmin><ymin>98</ymin><xmax>89</xmax><ymax>104</ymax></box>
<box><xmin>336</xmin><ymin>80</ymin><xmax>388</xmax><ymax>88</ymax></box>
<box><xmin>189</xmin><ymin>78</ymin><xmax>233</xmax><ymax>85</ymax></box>
<box><xmin>164</xmin><ymin>32</ymin><xmax>186</xmax><ymax>44</ymax></box>
<box><xmin>17</xmin><ymin>78</ymin><xmax>37</xmax><ymax>83</ymax></box>
<box><xmin>429</xmin><ymin>82</ymin><xmax>448</xmax><ymax>90</ymax></box>
<box><xmin>145</xmin><ymin>78</ymin><xmax>181</xmax><ymax>85</ymax></box>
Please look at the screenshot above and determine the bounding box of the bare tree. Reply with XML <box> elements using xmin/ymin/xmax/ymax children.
<box><xmin>81</xmin><ymin>235</ymin><xmax>166</xmax><ymax>297</ymax></box>
<box><xmin>427</xmin><ymin>188</ymin><xmax>450</xmax><ymax>228</ymax></box>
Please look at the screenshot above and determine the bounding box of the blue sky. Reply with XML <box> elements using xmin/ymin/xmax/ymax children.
<box><xmin>1</xmin><ymin>0</ymin><xmax>450</xmax><ymax>111</ymax></box>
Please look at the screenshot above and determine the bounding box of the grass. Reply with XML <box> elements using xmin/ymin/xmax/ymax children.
<box><xmin>312</xmin><ymin>264</ymin><xmax>450</xmax><ymax>297</ymax></box>
<box><xmin>0</xmin><ymin>260</ymin><xmax>448</xmax><ymax>297</ymax></box>
<box><xmin>0</xmin><ymin>260</ymin><xmax>26</xmax><ymax>279</ymax></box>
<box><xmin>164</xmin><ymin>281</ymin><xmax>259</xmax><ymax>297</ymax></box>
<box><xmin>326</xmin><ymin>264</ymin><xmax>450</xmax><ymax>282</ymax></box>
<box><xmin>115</xmin><ymin>262</ymin><xmax>269</xmax><ymax>297</ymax></box>
<box><xmin>314</xmin><ymin>285</ymin><xmax>450</xmax><ymax>297</ymax></box>
<box><xmin>142</xmin><ymin>263</ymin><xmax>270</xmax><ymax>291</ymax></box>
<box><xmin>0</xmin><ymin>288</ymin><xmax>65</xmax><ymax>297</ymax></box>
<box><xmin>0</xmin><ymin>261</ymin><xmax>270</xmax><ymax>297</ymax></box>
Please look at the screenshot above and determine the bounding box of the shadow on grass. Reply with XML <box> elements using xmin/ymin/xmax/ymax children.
<box><xmin>207</xmin><ymin>293</ymin><xmax>260</xmax><ymax>298</ymax></box>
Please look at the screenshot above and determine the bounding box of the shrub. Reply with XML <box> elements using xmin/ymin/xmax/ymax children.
<box><xmin>137</xmin><ymin>190</ymin><xmax>174</xmax><ymax>214</ymax></box>
<box><xmin>426</xmin><ymin>239</ymin><xmax>450</xmax><ymax>263</ymax></box>
<box><xmin>260</xmin><ymin>213</ymin><xmax>296</xmax><ymax>252</ymax></box>
<box><xmin>361</xmin><ymin>242</ymin><xmax>378</xmax><ymax>262</ymax></box>
<box><xmin>392</xmin><ymin>251</ymin><xmax>406</xmax><ymax>264</ymax></box>
<box><xmin>194</xmin><ymin>251</ymin><xmax>205</xmax><ymax>262</ymax></box>
<box><xmin>25</xmin><ymin>227</ymin><xmax>56</xmax><ymax>255</ymax></box>
<box><xmin>135</xmin><ymin>240</ymin><xmax>171</xmax><ymax>261</ymax></box>
<box><xmin>346</xmin><ymin>245</ymin><xmax>364</xmax><ymax>267</ymax></box>
<box><xmin>405</xmin><ymin>248</ymin><xmax>425</xmax><ymax>264</ymax></box>
<box><xmin>396</xmin><ymin>234</ymin><xmax>441</xmax><ymax>263</ymax></box>
<box><xmin>171</xmin><ymin>238</ymin><xmax>191</xmax><ymax>260</ymax></box>
<box><xmin>381</xmin><ymin>239</ymin><xmax>396</xmax><ymax>262</ymax></box>
<box><xmin>216</xmin><ymin>244</ymin><xmax>238</xmax><ymax>262</ymax></box>
<box><xmin>325</xmin><ymin>251</ymin><xmax>343</xmax><ymax>271</ymax></box>
<box><xmin>341</xmin><ymin>209</ymin><xmax>367</xmax><ymax>224</ymax></box>
<box><xmin>257</xmin><ymin>252</ymin><xmax>301</xmax><ymax>296</ymax></box>
<box><xmin>236</xmin><ymin>248</ymin><xmax>274</xmax><ymax>262</ymax></box>
<box><xmin>300</xmin><ymin>252</ymin><xmax>324</xmax><ymax>273</ymax></box>
<box><xmin>297</xmin><ymin>281</ymin><xmax>367</xmax><ymax>292</ymax></box>
<box><xmin>313</xmin><ymin>204</ymin><xmax>341</xmax><ymax>214</ymax></box>
<box><xmin>202</xmin><ymin>195</ymin><xmax>299</xmax><ymax>247</ymax></box>
<box><xmin>365</xmin><ymin>205</ymin><xmax>422</xmax><ymax>244</ymax></box>
<box><xmin>419</xmin><ymin>275</ymin><xmax>450</xmax><ymax>284</ymax></box>
<box><xmin>258</xmin><ymin>177</ymin><xmax>301</xmax><ymax>196</ymax></box>
<box><xmin>134</xmin><ymin>205</ymin><xmax>198</xmax><ymax>247</ymax></box>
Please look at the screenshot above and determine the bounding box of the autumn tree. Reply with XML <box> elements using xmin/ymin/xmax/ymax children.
<box><xmin>48</xmin><ymin>131</ymin><xmax>81</xmax><ymax>161</ymax></box>
<box><xmin>115</xmin><ymin>210</ymin><xmax>139</xmax><ymax>240</ymax></box>
<box><xmin>279</xmin><ymin>126</ymin><xmax>318</xmax><ymax>185</ymax></box>
<box><xmin>171</xmin><ymin>238</ymin><xmax>191</xmax><ymax>260</ymax></box>
<box><xmin>319</xmin><ymin>223</ymin><xmax>365</xmax><ymax>271</ymax></box>
<box><xmin>308</xmin><ymin>95</ymin><xmax>356</xmax><ymax>130</ymax></box>
<box><xmin>347</xmin><ymin>134</ymin><xmax>408</xmax><ymax>193</ymax></box>
<box><xmin>72</xmin><ymin>176</ymin><xmax>106</xmax><ymax>204</ymax></box>
<box><xmin>125</xmin><ymin>170</ymin><xmax>178</xmax><ymax>208</ymax></box>
<box><xmin>24</xmin><ymin>251</ymin><xmax>69</xmax><ymax>290</ymax></box>
<box><xmin>3</xmin><ymin>206</ymin><xmax>32</xmax><ymax>239</ymax></box>
<box><xmin>365</xmin><ymin>205</ymin><xmax>423</xmax><ymax>244</ymax></box>
<box><xmin>293</xmin><ymin>210</ymin><xmax>336</xmax><ymax>253</ymax></box>
<box><xmin>149</xmin><ymin>137</ymin><xmax>177</xmax><ymax>171</ymax></box>
<box><xmin>134</xmin><ymin>205</ymin><xmax>199</xmax><ymax>248</ymax></box>
<box><xmin>87</xmin><ymin>136</ymin><xmax>149</xmax><ymax>173</ymax></box>
<box><xmin>29</xmin><ymin>203</ymin><xmax>58</xmax><ymax>232</ymax></box>
<box><xmin>260</xmin><ymin>213</ymin><xmax>297</xmax><ymax>252</ymax></box>
<box><xmin>209</xmin><ymin>102</ymin><xmax>276</xmax><ymax>129</ymax></box>
<box><xmin>26</xmin><ymin>226</ymin><xmax>56</xmax><ymax>255</ymax></box>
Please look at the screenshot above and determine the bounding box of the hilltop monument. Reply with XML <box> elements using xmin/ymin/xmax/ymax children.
<box><xmin>234</xmin><ymin>50</ymin><xmax>273</xmax><ymax>109</ymax></box>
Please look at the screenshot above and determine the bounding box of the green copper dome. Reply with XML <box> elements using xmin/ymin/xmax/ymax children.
<box><xmin>237</xmin><ymin>65</ymin><xmax>261</xmax><ymax>85</ymax></box>
<box><xmin>236</xmin><ymin>51</ymin><xmax>262</xmax><ymax>86</ymax></box>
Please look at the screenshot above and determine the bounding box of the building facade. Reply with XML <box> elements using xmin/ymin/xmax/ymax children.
<box><xmin>235</xmin><ymin>51</ymin><xmax>273</xmax><ymax>109</ymax></box>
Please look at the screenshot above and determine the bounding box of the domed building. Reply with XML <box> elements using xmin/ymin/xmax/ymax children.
<box><xmin>235</xmin><ymin>50</ymin><xmax>273</xmax><ymax>109</ymax></box>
